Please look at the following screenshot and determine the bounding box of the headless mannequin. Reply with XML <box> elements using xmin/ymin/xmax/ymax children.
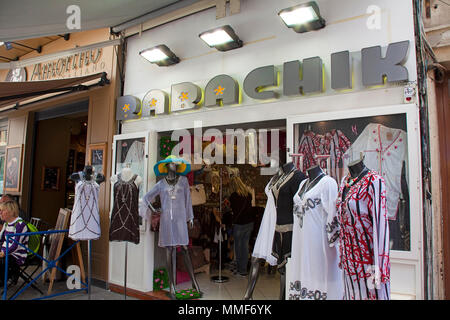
<box><xmin>243</xmin><ymin>162</ymin><xmax>299</xmax><ymax>300</ymax></box>
<box><xmin>157</xmin><ymin>162</ymin><xmax>200</xmax><ymax>299</ymax></box>
<box><xmin>70</xmin><ymin>165</ymin><xmax>105</xmax><ymax>184</ymax></box>
<box><xmin>110</xmin><ymin>166</ymin><xmax>143</xmax><ymax>186</ymax></box>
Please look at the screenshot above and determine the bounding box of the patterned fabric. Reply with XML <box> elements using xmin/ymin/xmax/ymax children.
<box><xmin>288</xmin><ymin>176</ymin><xmax>343</xmax><ymax>300</ymax></box>
<box><xmin>336</xmin><ymin>171</ymin><xmax>390</xmax><ymax>300</ymax></box>
<box><xmin>0</xmin><ymin>218</ymin><xmax>29</xmax><ymax>265</ymax></box>
<box><xmin>296</xmin><ymin>131</ymin><xmax>321</xmax><ymax>170</ymax></box>
<box><xmin>109</xmin><ymin>174</ymin><xmax>140</xmax><ymax>244</ymax></box>
<box><xmin>69</xmin><ymin>173</ymin><xmax>101</xmax><ymax>241</ymax></box>
<box><xmin>343</xmin><ymin>123</ymin><xmax>407</xmax><ymax>220</ymax></box>
<box><xmin>328</xmin><ymin>130</ymin><xmax>351</xmax><ymax>183</ymax></box>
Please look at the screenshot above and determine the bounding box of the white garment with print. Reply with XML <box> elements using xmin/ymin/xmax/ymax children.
<box><xmin>69</xmin><ymin>179</ymin><xmax>101</xmax><ymax>241</ymax></box>
<box><xmin>251</xmin><ymin>181</ymin><xmax>277</xmax><ymax>266</ymax></box>
<box><xmin>343</xmin><ymin>123</ymin><xmax>407</xmax><ymax>220</ymax></box>
<box><xmin>288</xmin><ymin>175</ymin><xmax>343</xmax><ymax>300</ymax></box>
<box><xmin>123</xmin><ymin>140</ymin><xmax>146</xmax><ymax>198</ymax></box>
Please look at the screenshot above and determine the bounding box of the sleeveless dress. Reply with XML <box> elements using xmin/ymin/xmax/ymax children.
<box><xmin>69</xmin><ymin>173</ymin><xmax>101</xmax><ymax>241</ymax></box>
<box><xmin>251</xmin><ymin>181</ymin><xmax>277</xmax><ymax>266</ymax></box>
<box><xmin>109</xmin><ymin>174</ymin><xmax>140</xmax><ymax>244</ymax></box>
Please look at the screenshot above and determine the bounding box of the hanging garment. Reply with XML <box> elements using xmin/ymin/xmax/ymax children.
<box><xmin>69</xmin><ymin>174</ymin><xmax>101</xmax><ymax>241</ymax></box>
<box><xmin>251</xmin><ymin>180</ymin><xmax>278</xmax><ymax>266</ymax></box>
<box><xmin>271</xmin><ymin>170</ymin><xmax>307</xmax><ymax>268</ymax></box>
<box><xmin>123</xmin><ymin>140</ymin><xmax>146</xmax><ymax>197</ymax></box>
<box><xmin>288</xmin><ymin>175</ymin><xmax>343</xmax><ymax>300</ymax></box>
<box><xmin>343</xmin><ymin>123</ymin><xmax>407</xmax><ymax>220</ymax></box>
<box><xmin>109</xmin><ymin>174</ymin><xmax>140</xmax><ymax>244</ymax></box>
<box><xmin>328</xmin><ymin>129</ymin><xmax>351</xmax><ymax>183</ymax></box>
<box><xmin>295</xmin><ymin>131</ymin><xmax>321</xmax><ymax>171</ymax></box>
<box><xmin>141</xmin><ymin>176</ymin><xmax>193</xmax><ymax>247</ymax></box>
<box><xmin>337</xmin><ymin>171</ymin><xmax>390</xmax><ymax>300</ymax></box>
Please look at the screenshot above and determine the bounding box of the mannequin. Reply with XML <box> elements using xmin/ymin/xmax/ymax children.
<box><xmin>109</xmin><ymin>165</ymin><xmax>143</xmax><ymax>244</ymax></box>
<box><xmin>337</xmin><ymin>158</ymin><xmax>390</xmax><ymax>300</ymax></box>
<box><xmin>143</xmin><ymin>160</ymin><xmax>200</xmax><ymax>299</ymax></box>
<box><xmin>243</xmin><ymin>167</ymin><xmax>282</xmax><ymax>300</ymax></box>
<box><xmin>68</xmin><ymin>165</ymin><xmax>105</xmax><ymax>241</ymax></box>
<box><xmin>288</xmin><ymin>165</ymin><xmax>343</xmax><ymax>300</ymax></box>
<box><xmin>271</xmin><ymin>162</ymin><xmax>306</xmax><ymax>300</ymax></box>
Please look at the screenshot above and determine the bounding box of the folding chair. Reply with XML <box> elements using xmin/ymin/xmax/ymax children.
<box><xmin>8</xmin><ymin>218</ymin><xmax>45</xmax><ymax>298</ymax></box>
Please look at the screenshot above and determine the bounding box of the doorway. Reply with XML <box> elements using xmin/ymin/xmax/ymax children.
<box><xmin>29</xmin><ymin>100</ymin><xmax>89</xmax><ymax>228</ymax></box>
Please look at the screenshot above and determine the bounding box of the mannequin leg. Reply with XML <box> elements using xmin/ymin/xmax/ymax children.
<box><xmin>181</xmin><ymin>245</ymin><xmax>202</xmax><ymax>294</ymax></box>
<box><xmin>165</xmin><ymin>247</ymin><xmax>177</xmax><ymax>298</ymax></box>
<box><xmin>278</xmin><ymin>266</ymin><xmax>286</xmax><ymax>300</ymax></box>
<box><xmin>243</xmin><ymin>257</ymin><xmax>262</xmax><ymax>300</ymax></box>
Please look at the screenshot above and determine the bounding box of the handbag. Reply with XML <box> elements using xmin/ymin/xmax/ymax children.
<box><xmin>188</xmin><ymin>218</ymin><xmax>202</xmax><ymax>239</ymax></box>
<box><xmin>150</xmin><ymin>210</ymin><xmax>161</xmax><ymax>232</ymax></box>
<box><xmin>190</xmin><ymin>184</ymin><xmax>206</xmax><ymax>206</ymax></box>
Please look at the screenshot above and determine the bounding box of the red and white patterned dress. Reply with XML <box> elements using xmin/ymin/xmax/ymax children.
<box><xmin>336</xmin><ymin>171</ymin><xmax>390</xmax><ymax>300</ymax></box>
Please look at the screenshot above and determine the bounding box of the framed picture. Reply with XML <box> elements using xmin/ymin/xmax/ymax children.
<box><xmin>87</xmin><ymin>143</ymin><xmax>107</xmax><ymax>176</ymax></box>
<box><xmin>4</xmin><ymin>144</ymin><xmax>24</xmax><ymax>193</ymax></box>
<box><xmin>41</xmin><ymin>166</ymin><xmax>61</xmax><ymax>191</ymax></box>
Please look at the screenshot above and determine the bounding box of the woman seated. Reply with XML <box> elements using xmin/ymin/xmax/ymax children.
<box><xmin>0</xmin><ymin>200</ymin><xmax>29</xmax><ymax>287</ymax></box>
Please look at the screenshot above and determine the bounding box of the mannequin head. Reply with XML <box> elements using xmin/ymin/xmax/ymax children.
<box><xmin>348</xmin><ymin>158</ymin><xmax>367</xmax><ymax>178</ymax></box>
<box><xmin>282</xmin><ymin>162</ymin><xmax>295</xmax><ymax>173</ymax></box>
<box><xmin>167</xmin><ymin>162</ymin><xmax>177</xmax><ymax>172</ymax></box>
<box><xmin>306</xmin><ymin>165</ymin><xmax>324</xmax><ymax>180</ymax></box>
<box><xmin>83</xmin><ymin>165</ymin><xmax>93</xmax><ymax>180</ymax></box>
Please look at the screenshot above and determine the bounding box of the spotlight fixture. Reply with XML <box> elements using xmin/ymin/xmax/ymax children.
<box><xmin>278</xmin><ymin>1</ymin><xmax>326</xmax><ymax>33</ymax></box>
<box><xmin>199</xmin><ymin>25</ymin><xmax>243</xmax><ymax>52</ymax></box>
<box><xmin>139</xmin><ymin>44</ymin><xmax>180</xmax><ymax>66</ymax></box>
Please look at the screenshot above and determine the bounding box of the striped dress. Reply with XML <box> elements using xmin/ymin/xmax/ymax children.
<box><xmin>336</xmin><ymin>171</ymin><xmax>390</xmax><ymax>300</ymax></box>
<box><xmin>0</xmin><ymin>218</ymin><xmax>29</xmax><ymax>266</ymax></box>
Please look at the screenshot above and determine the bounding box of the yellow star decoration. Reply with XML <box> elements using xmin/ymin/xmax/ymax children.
<box><xmin>179</xmin><ymin>92</ymin><xmax>189</xmax><ymax>101</ymax></box>
<box><xmin>122</xmin><ymin>104</ymin><xmax>130</xmax><ymax>112</ymax></box>
<box><xmin>214</xmin><ymin>85</ymin><xmax>225</xmax><ymax>95</ymax></box>
<box><xmin>149</xmin><ymin>98</ymin><xmax>158</xmax><ymax>107</ymax></box>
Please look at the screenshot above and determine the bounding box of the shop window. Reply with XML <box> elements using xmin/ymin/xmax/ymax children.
<box><xmin>293</xmin><ymin>114</ymin><xmax>410</xmax><ymax>251</ymax></box>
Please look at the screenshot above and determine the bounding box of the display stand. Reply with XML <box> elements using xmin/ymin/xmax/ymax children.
<box><xmin>87</xmin><ymin>240</ymin><xmax>92</xmax><ymax>300</ymax></box>
<box><xmin>211</xmin><ymin>168</ymin><xmax>229</xmax><ymax>283</ymax></box>
<box><xmin>124</xmin><ymin>242</ymin><xmax>128</xmax><ymax>300</ymax></box>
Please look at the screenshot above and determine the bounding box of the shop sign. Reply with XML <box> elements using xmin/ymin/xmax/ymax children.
<box><xmin>116</xmin><ymin>40</ymin><xmax>410</xmax><ymax>121</ymax></box>
<box><xmin>5</xmin><ymin>67</ymin><xmax>27</xmax><ymax>82</ymax></box>
<box><xmin>30</xmin><ymin>48</ymin><xmax>105</xmax><ymax>81</ymax></box>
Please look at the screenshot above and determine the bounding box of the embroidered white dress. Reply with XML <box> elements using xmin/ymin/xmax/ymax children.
<box><xmin>343</xmin><ymin>123</ymin><xmax>407</xmax><ymax>220</ymax></box>
<box><xmin>69</xmin><ymin>177</ymin><xmax>101</xmax><ymax>241</ymax></box>
<box><xmin>251</xmin><ymin>180</ymin><xmax>277</xmax><ymax>266</ymax></box>
<box><xmin>288</xmin><ymin>175</ymin><xmax>343</xmax><ymax>300</ymax></box>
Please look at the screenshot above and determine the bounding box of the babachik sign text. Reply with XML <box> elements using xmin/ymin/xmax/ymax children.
<box><xmin>116</xmin><ymin>40</ymin><xmax>410</xmax><ymax>121</ymax></box>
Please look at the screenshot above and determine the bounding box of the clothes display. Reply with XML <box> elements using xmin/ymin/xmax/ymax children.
<box><xmin>337</xmin><ymin>170</ymin><xmax>390</xmax><ymax>300</ymax></box>
<box><xmin>251</xmin><ymin>179</ymin><xmax>278</xmax><ymax>266</ymax></box>
<box><xmin>109</xmin><ymin>173</ymin><xmax>141</xmax><ymax>244</ymax></box>
<box><xmin>141</xmin><ymin>176</ymin><xmax>194</xmax><ymax>247</ymax></box>
<box><xmin>288</xmin><ymin>175</ymin><xmax>343</xmax><ymax>300</ymax></box>
<box><xmin>271</xmin><ymin>166</ymin><xmax>306</xmax><ymax>268</ymax></box>
<box><xmin>69</xmin><ymin>171</ymin><xmax>101</xmax><ymax>241</ymax></box>
<box><xmin>342</xmin><ymin>123</ymin><xmax>407</xmax><ymax>220</ymax></box>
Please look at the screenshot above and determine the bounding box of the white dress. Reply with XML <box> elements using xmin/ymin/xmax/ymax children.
<box><xmin>343</xmin><ymin>123</ymin><xmax>407</xmax><ymax>220</ymax></box>
<box><xmin>69</xmin><ymin>177</ymin><xmax>101</xmax><ymax>241</ymax></box>
<box><xmin>288</xmin><ymin>175</ymin><xmax>343</xmax><ymax>300</ymax></box>
<box><xmin>251</xmin><ymin>181</ymin><xmax>277</xmax><ymax>266</ymax></box>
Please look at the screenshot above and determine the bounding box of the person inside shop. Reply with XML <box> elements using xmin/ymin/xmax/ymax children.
<box><xmin>0</xmin><ymin>199</ymin><xmax>29</xmax><ymax>287</ymax></box>
<box><xmin>228</xmin><ymin>173</ymin><xmax>255</xmax><ymax>277</ymax></box>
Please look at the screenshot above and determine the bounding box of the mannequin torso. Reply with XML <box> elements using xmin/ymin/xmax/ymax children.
<box><xmin>342</xmin><ymin>159</ymin><xmax>369</xmax><ymax>200</ymax></box>
<box><xmin>111</xmin><ymin>167</ymin><xmax>142</xmax><ymax>187</ymax></box>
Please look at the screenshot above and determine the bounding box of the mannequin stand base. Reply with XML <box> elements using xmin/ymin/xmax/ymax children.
<box><xmin>210</xmin><ymin>275</ymin><xmax>229</xmax><ymax>283</ymax></box>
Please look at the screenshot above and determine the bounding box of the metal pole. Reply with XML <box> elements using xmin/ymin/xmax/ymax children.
<box><xmin>124</xmin><ymin>242</ymin><xmax>128</xmax><ymax>300</ymax></box>
<box><xmin>88</xmin><ymin>240</ymin><xmax>91</xmax><ymax>300</ymax></box>
<box><xmin>211</xmin><ymin>167</ymin><xmax>229</xmax><ymax>283</ymax></box>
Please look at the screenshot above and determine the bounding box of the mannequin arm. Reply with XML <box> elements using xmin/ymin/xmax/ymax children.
<box><xmin>69</xmin><ymin>172</ymin><xmax>81</xmax><ymax>182</ymax></box>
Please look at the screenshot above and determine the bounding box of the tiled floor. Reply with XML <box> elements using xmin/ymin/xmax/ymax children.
<box><xmin>176</xmin><ymin>268</ymin><xmax>281</xmax><ymax>300</ymax></box>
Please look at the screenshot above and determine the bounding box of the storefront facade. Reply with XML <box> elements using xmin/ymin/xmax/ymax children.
<box><xmin>0</xmin><ymin>28</ymin><xmax>121</xmax><ymax>285</ymax></box>
<box><xmin>113</xmin><ymin>0</ymin><xmax>424</xmax><ymax>299</ymax></box>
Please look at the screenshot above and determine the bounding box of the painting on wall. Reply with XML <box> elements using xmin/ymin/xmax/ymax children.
<box><xmin>4</xmin><ymin>144</ymin><xmax>24</xmax><ymax>193</ymax></box>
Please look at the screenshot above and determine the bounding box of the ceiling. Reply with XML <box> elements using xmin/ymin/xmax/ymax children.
<box><xmin>0</xmin><ymin>0</ymin><xmax>182</xmax><ymax>42</ymax></box>
<box><xmin>0</xmin><ymin>36</ymin><xmax>61</xmax><ymax>62</ymax></box>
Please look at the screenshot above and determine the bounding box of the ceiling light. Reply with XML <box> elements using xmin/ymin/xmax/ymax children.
<box><xmin>278</xmin><ymin>1</ymin><xmax>326</xmax><ymax>33</ymax></box>
<box><xmin>139</xmin><ymin>45</ymin><xmax>180</xmax><ymax>66</ymax></box>
<box><xmin>199</xmin><ymin>25</ymin><xmax>243</xmax><ymax>52</ymax></box>
<box><xmin>0</xmin><ymin>42</ymin><xmax>3</xmax><ymax>46</ymax></box>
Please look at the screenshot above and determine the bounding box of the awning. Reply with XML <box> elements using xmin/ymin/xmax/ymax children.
<box><xmin>0</xmin><ymin>72</ymin><xmax>108</xmax><ymax>110</ymax></box>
